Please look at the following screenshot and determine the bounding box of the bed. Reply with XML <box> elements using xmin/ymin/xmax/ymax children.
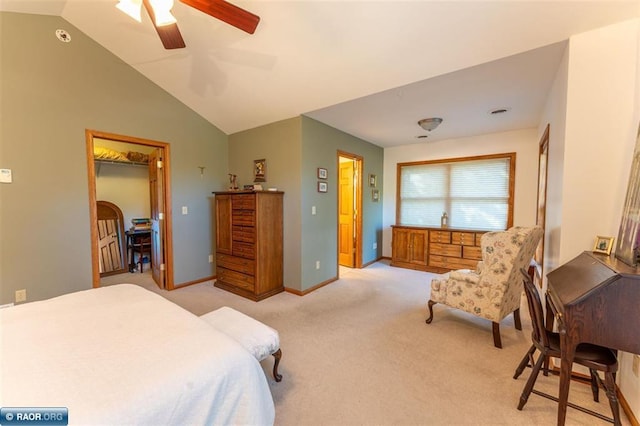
<box><xmin>0</xmin><ymin>284</ymin><xmax>275</xmax><ymax>425</ymax></box>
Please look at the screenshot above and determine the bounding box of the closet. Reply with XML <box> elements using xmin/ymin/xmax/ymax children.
<box><xmin>93</xmin><ymin>139</ymin><xmax>153</xmax><ymax>277</ymax></box>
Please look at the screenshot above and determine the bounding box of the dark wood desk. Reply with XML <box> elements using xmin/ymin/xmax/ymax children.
<box><xmin>546</xmin><ymin>251</ymin><xmax>640</xmax><ymax>426</ymax></box>
<box><xmin>125</xmin><ymin>229</ymin><xmax>151</xmax><ymax>272</ymax></box>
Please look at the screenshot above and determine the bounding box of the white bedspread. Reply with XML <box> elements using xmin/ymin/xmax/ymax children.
<box><xmin>0</xmin><ymin>284</ymin><xmax>275</xmax><ymax>425</ymax></box>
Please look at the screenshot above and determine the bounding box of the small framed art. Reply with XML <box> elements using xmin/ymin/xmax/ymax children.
<box><xmin>318</xmin><ymin>181</ymin><xmax>328</xmax><ymax>193</ymax></box>
<box><xmin>369</xmin><ymin>174</ymin><xmax>377</xmax><ymax>187</ymax></box>
<box><xmin>593</xmin><ymin>236</ymin><xmax>614</xmax><ymax>255</ymax></box>
<box><xmin>254</xmin><ymin>159</ymin><xmax>266</xmax><ymax>182</ymax></box>
<box><xmin>317</xmin><ymin>168</ymin><xmax>328</xmax><ymax>179</ymax></box>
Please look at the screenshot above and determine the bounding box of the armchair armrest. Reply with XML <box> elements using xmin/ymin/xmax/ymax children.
<box><xmin>449</xmin><ymin>269</ymin><xmax>480</xmax><ymax>285</ymax></box>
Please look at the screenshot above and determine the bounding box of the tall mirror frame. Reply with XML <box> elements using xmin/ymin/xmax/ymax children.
<box><xmin>615</xmin><ymin>123</ymin><xmax>640</xmax><ymax>267</ymax></box>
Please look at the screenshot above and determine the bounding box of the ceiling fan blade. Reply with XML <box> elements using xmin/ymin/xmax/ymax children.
<box><xmin>180</xmin><ymin>0</ymin><xmax>260</xmax><ymax>34</ymax></box>
<box><xmin>143</xmin><ymin>0</ymin><xmax>186</xmax><ymax>49</ymax></box>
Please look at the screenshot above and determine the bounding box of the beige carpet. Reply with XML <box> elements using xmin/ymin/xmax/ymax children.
<box><xmin>102</xmin><ymin>261</ymin><xmax>629</xmax><ymax>425</ymax></box>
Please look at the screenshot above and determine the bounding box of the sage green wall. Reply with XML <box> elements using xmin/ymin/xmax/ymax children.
<box><xmin>0</xmin><ymin>13</ymin><xmax>228</xmax><ymax>304</ymax></box>
<box><xmin>227</xmin><ymin>118</ymin><xmax>303</xmax><ymax>290</ymax></box>
<box><xmin>228</xmin><ymin>117</ymin><xmax>384</xmax><ymax>293</ymax></box>
<box><xmin>300</xmin><ymin>117</ymin><xmax>383</xmax><ymax>291</ymax></box>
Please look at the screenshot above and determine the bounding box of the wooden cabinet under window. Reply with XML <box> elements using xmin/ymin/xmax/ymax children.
<box><xmin>390</xmin><ymin>226</ymin><xmax>428</xmax><ymax>270</ymax></box>
<box><xmin>391</xmin><ymin>225</ymin><xmax>486</xmax><ymax>273</ymax></box>
<box><xmin>213</xmin><ymin>191</ymin><xmax>284</xmax><ymax>301</ymax></box>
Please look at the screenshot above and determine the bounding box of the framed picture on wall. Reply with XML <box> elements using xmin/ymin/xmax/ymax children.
<box><xmin>317</xmin><ymin>168</ymin><xmax>328</xmax><ymax>179</ymax></box>
<box><xmin>254</xmin><ymin>159</ymin><xmax>266</xmax><ymax>182</ymax></box>
<box><xmin>318</xmin><ymin>181</ymin><xmax>328</xmax><ymax>193</ymax></box>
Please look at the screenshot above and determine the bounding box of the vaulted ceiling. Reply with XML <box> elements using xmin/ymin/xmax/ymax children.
<box><xmin>2</xmin><ymin>1</ymin><xmax>638</xmax><ymax>146</ymax></box>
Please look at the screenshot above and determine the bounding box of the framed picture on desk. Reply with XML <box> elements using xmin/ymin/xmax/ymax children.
<box><xmin>593</xmin><ymin>236</ymin><xmax>614</xmax><ymax>255</ymax></box>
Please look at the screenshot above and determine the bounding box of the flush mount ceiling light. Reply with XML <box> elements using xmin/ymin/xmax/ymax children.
<box><xmin>418</xmin><ymin>118</ymin><xmax>443</xmax><ymax>131</ymax></box>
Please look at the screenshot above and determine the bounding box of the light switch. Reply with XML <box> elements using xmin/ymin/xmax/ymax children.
<box><xmin>181</xmin><ymin>206</ymin><xmax>188</xmax><ymax>215</ymax></box>
<box><xmin>312</xmin><ymin>206</ymin><xmax>316</xmax><ymax>215</ymax></box>
<box><xmin>0</xmin><ymin>169</ymin><xmax>12</xmax><ymax>183</ymax></box>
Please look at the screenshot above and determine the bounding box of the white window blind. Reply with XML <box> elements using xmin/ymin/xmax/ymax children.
<box><xmin>398</xmin><ymin>155</ymin><xmax>514</xmax><ymax>230</ymax></box>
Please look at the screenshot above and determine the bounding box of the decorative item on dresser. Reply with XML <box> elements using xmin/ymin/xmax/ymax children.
<box><xmin>390</xmin><ymin>225</ymin><xmax>486</xmax><ymax>272</ymax></box>
<box><xmin>213</xmin><ymin>190</ymin><xmax>284</xmax><ymax>301</ymax></box>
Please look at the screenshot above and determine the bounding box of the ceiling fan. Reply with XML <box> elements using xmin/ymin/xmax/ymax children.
<box><xmin>116</xmin><ymin>0</ymin><xmax>260</xmax><ymax>49</ymax></box>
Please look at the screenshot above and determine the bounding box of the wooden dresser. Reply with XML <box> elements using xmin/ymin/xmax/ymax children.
<box><xmin>213</xmin><ymin>191</ymin><xmax>284</xmax><ymax>301</ymax></box>
<box><xmin>391</xmin><ymin>225</ymin><xmax>486</xmax><ymax>273</ymax></box>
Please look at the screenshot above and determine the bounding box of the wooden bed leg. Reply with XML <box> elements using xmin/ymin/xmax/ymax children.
<box><xmin>425</xmin><ymin>300</ymin><xmax>436</xmax><ymax>324</ymax></box>
<box><xmin>272</xmin><ymin>349</ymin><xmax>282</xmax><ymax>382</ymax></box>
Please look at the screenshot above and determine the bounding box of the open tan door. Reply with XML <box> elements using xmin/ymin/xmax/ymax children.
<box><xmin>96</xmin><ymin>201</ymin><xmax>127</xmax><ymax>276</ymax></box>
<box><xmin>149</xmin><ymin>149</ymin><xmax>165</xmax><ymax>289</ymax></box>
<box><xmin>339</xmin><ymin>159</ymin><xmax>356</xmax><ymax>267</ymax></box>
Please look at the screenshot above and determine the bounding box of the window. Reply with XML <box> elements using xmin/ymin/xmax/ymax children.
<box><xmin>397</xmin><ymin>153</ymin><xmax>515</xmax><ymax>230</ymax></box>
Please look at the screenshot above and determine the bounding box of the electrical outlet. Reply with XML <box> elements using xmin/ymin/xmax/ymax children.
<box><xmin>208</xmin><ymin>254</ymin><xmax>213</xmax><ymax>263</ymax></box>
<box><xmin>373</xmin><ymin>242</ymin><xmax>377</xmax><ymax>249</ymax></box>
<box><xmin>181</xmin><ymin>206</ymin><xmax>188</xmax><ymax>215</ymax></box>
<box><xmin>633</xmin><ymin>354</ymin><xmax>640</xmax><ymax>377</ymax></box>
<box><xmin>15</xmin><ymin>289</ymin><xmax>26</xmax><ymax>303</ymax></box>
<box><xmin>315</xmin><ymin>261</ymin><xmax>320</xmax><ymax>270</ymax></box>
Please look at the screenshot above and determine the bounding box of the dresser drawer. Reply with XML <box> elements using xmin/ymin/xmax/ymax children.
<box><xmin>475</xmin><ymin>233</ymin><xmax>485</xmax><ymax>246</ymax></box>
<box><xmin>232</xmin><ymin>194</ymin><xmax>255</xmax><ymax>210</ymax></box>
<box><xmin>451</xmin><ymin>232</ymin><xmax>476</xmax><ymax>246</ymax></box>
<box><xmin>217</xmin><ymin>267</ymin><xmax>255</xmax><ymax>291</ymax></box>
<box><xmin>232</xmin><ymin>225</ymin><xmax>255</xmax><ymax>243</ymax></box>
<box><xmin>232</xmin><ymin>241</ymin><xmax>255</xmax><ymax>259</ymax></box>
<box><xmin>463</xmin><ymin>245</ymin><xmax>482</xmax><ymax>260</ymax></box>
<box><xmin>429</xmin><ymin>255</ymin><xmax>478</xmax><ymax>270</ymax></box>
<box><xmin>217</xmin><ymin>253</ymin><xmax>255</xmax><ymax>275</ymax></box>
<box><xmin>429</xmin><ymin>231</ymin><xmax>451</xmax><ymax>243</ymax></box>
<box><xmin>232</xmin><ymin>210</ymin><xmax>255</xmax><ymax>226</ymax></box>
<box><xmin>429</xmin><ymin>243</ymin><xmax>461</xmax><ymax>258</ymax></box>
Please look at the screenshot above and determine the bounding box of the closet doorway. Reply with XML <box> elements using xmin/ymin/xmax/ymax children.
<box><xmin>337</xmin><ymin>151</ymin><xmax>363</xmax><ymax>268</ymax></box>
<box><xmin>86</xmin><ymin>129</ymin><xmax>174</xmax><ymax>290</ymax></box>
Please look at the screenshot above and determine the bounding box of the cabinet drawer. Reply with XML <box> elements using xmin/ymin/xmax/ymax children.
<box><xmin>429</xmin><ymin>231</ymin><xmax>451</xmax><ymax>243</ymax></box>
<box><xmin>429</xmin><ymin>243</ymin><xmax>461</xmax><ymax>258</ymax></box>
<box><xmin>232</xmin><ymin>225</ymin><xmax>255</xmax><ymax>243</ymax></box>
<box><xmin>232</xmin><ymin>242</ymin><xmax>255</xmax><ymax>259</ymax></box>
<box><xmin>232</xmin><ymin>210</ymin><xmax>255</xmax><ymax>226</ymax></box>
<box><xmin>463</xmin><ymin>245</ymin><xmax>482</xmax><ymax>260</ymax></box>
<box><xmin>232</xmin><ymin>194</ymin><xmax>255</xmax><ymax>210</ymax></box>
<box><xmin>451</xmin><ymin>232</ymin><xmax>476</xmax><ymax>246</ymax></box>
<box><xmin>216</xmin><ymin>253</ymin><xmax>255</xmax><ymax>275</ymax></box>
<box><xmin>429</xmin><ymin>255</ymin><xmax>478</xmax><ymax>270</ymax></box>
<box><xmin>217</xmin><ymin>267</ymin><xmax>255</xmax><ymax>291</ymax></box>
<box><xmin>475</xmin><ymin>233</ymin><xmax>485</xmax><ymax>246</ymax></box>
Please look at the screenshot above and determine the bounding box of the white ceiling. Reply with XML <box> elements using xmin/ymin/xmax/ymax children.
<box><xmin>2</xmin><ymin>0</ymin><xmax>639</xmax><ymax>147</ymax></box>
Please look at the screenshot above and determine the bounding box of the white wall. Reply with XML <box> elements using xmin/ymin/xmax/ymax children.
<box><xmin>559</xmin><ymin>19</ymin><xmax>639</xmax><ymax>265</ymax></box>
<box><xmin>539</xmin><ymin>18</ymin><xmax>640</xmax><ymax>421</ymax></box>
<box><xmin>382</xmin><ymin>128</ymin><xmax>539</xmax><ymax>257</ymax></box>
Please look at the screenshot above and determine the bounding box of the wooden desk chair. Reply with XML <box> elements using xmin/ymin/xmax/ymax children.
<box><xmin>513</xmin><ymin>269</ymin><xmax>621</xmax><ymax>425</ymax></box>
<box><xmin>130</xmin><ymin>234</ymin><xmax>152</xmax><ymax>273</ymax></box>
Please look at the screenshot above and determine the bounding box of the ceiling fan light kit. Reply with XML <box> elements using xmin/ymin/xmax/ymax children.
<box><xmin>418</xmin><ymin>117</ymin><xmax>443</xmax><ymax>131</ymax></box>
<box><xmin>116</xmin><ymin>0</ymin><xmax>143</xmax><ymax>22</ymax></box>
<box><xmin>116</xmin><ymin>0</ymin><xmax>260</xmax><ymax>49</ymax></box>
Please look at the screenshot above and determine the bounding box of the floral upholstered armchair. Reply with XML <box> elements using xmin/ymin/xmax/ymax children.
<box><xmin>425</xmin><ymin>226</ymin><xmax>544</xmax><ymax>348</ymax></box>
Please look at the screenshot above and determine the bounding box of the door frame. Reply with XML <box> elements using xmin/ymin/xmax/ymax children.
<box><xmin>85</xmin><ymin>129</ymin><xmax>175</xmax><ymax>289</ymax></box>
<box><xmin>337</xmin><ymin>150</ymin><xmax>363</xmax><ymax>269</ymax></box>
<box><xmin>535</xmin><ymin>124</ymin><xmax>549</xmax><ymax>287</ymax></box>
